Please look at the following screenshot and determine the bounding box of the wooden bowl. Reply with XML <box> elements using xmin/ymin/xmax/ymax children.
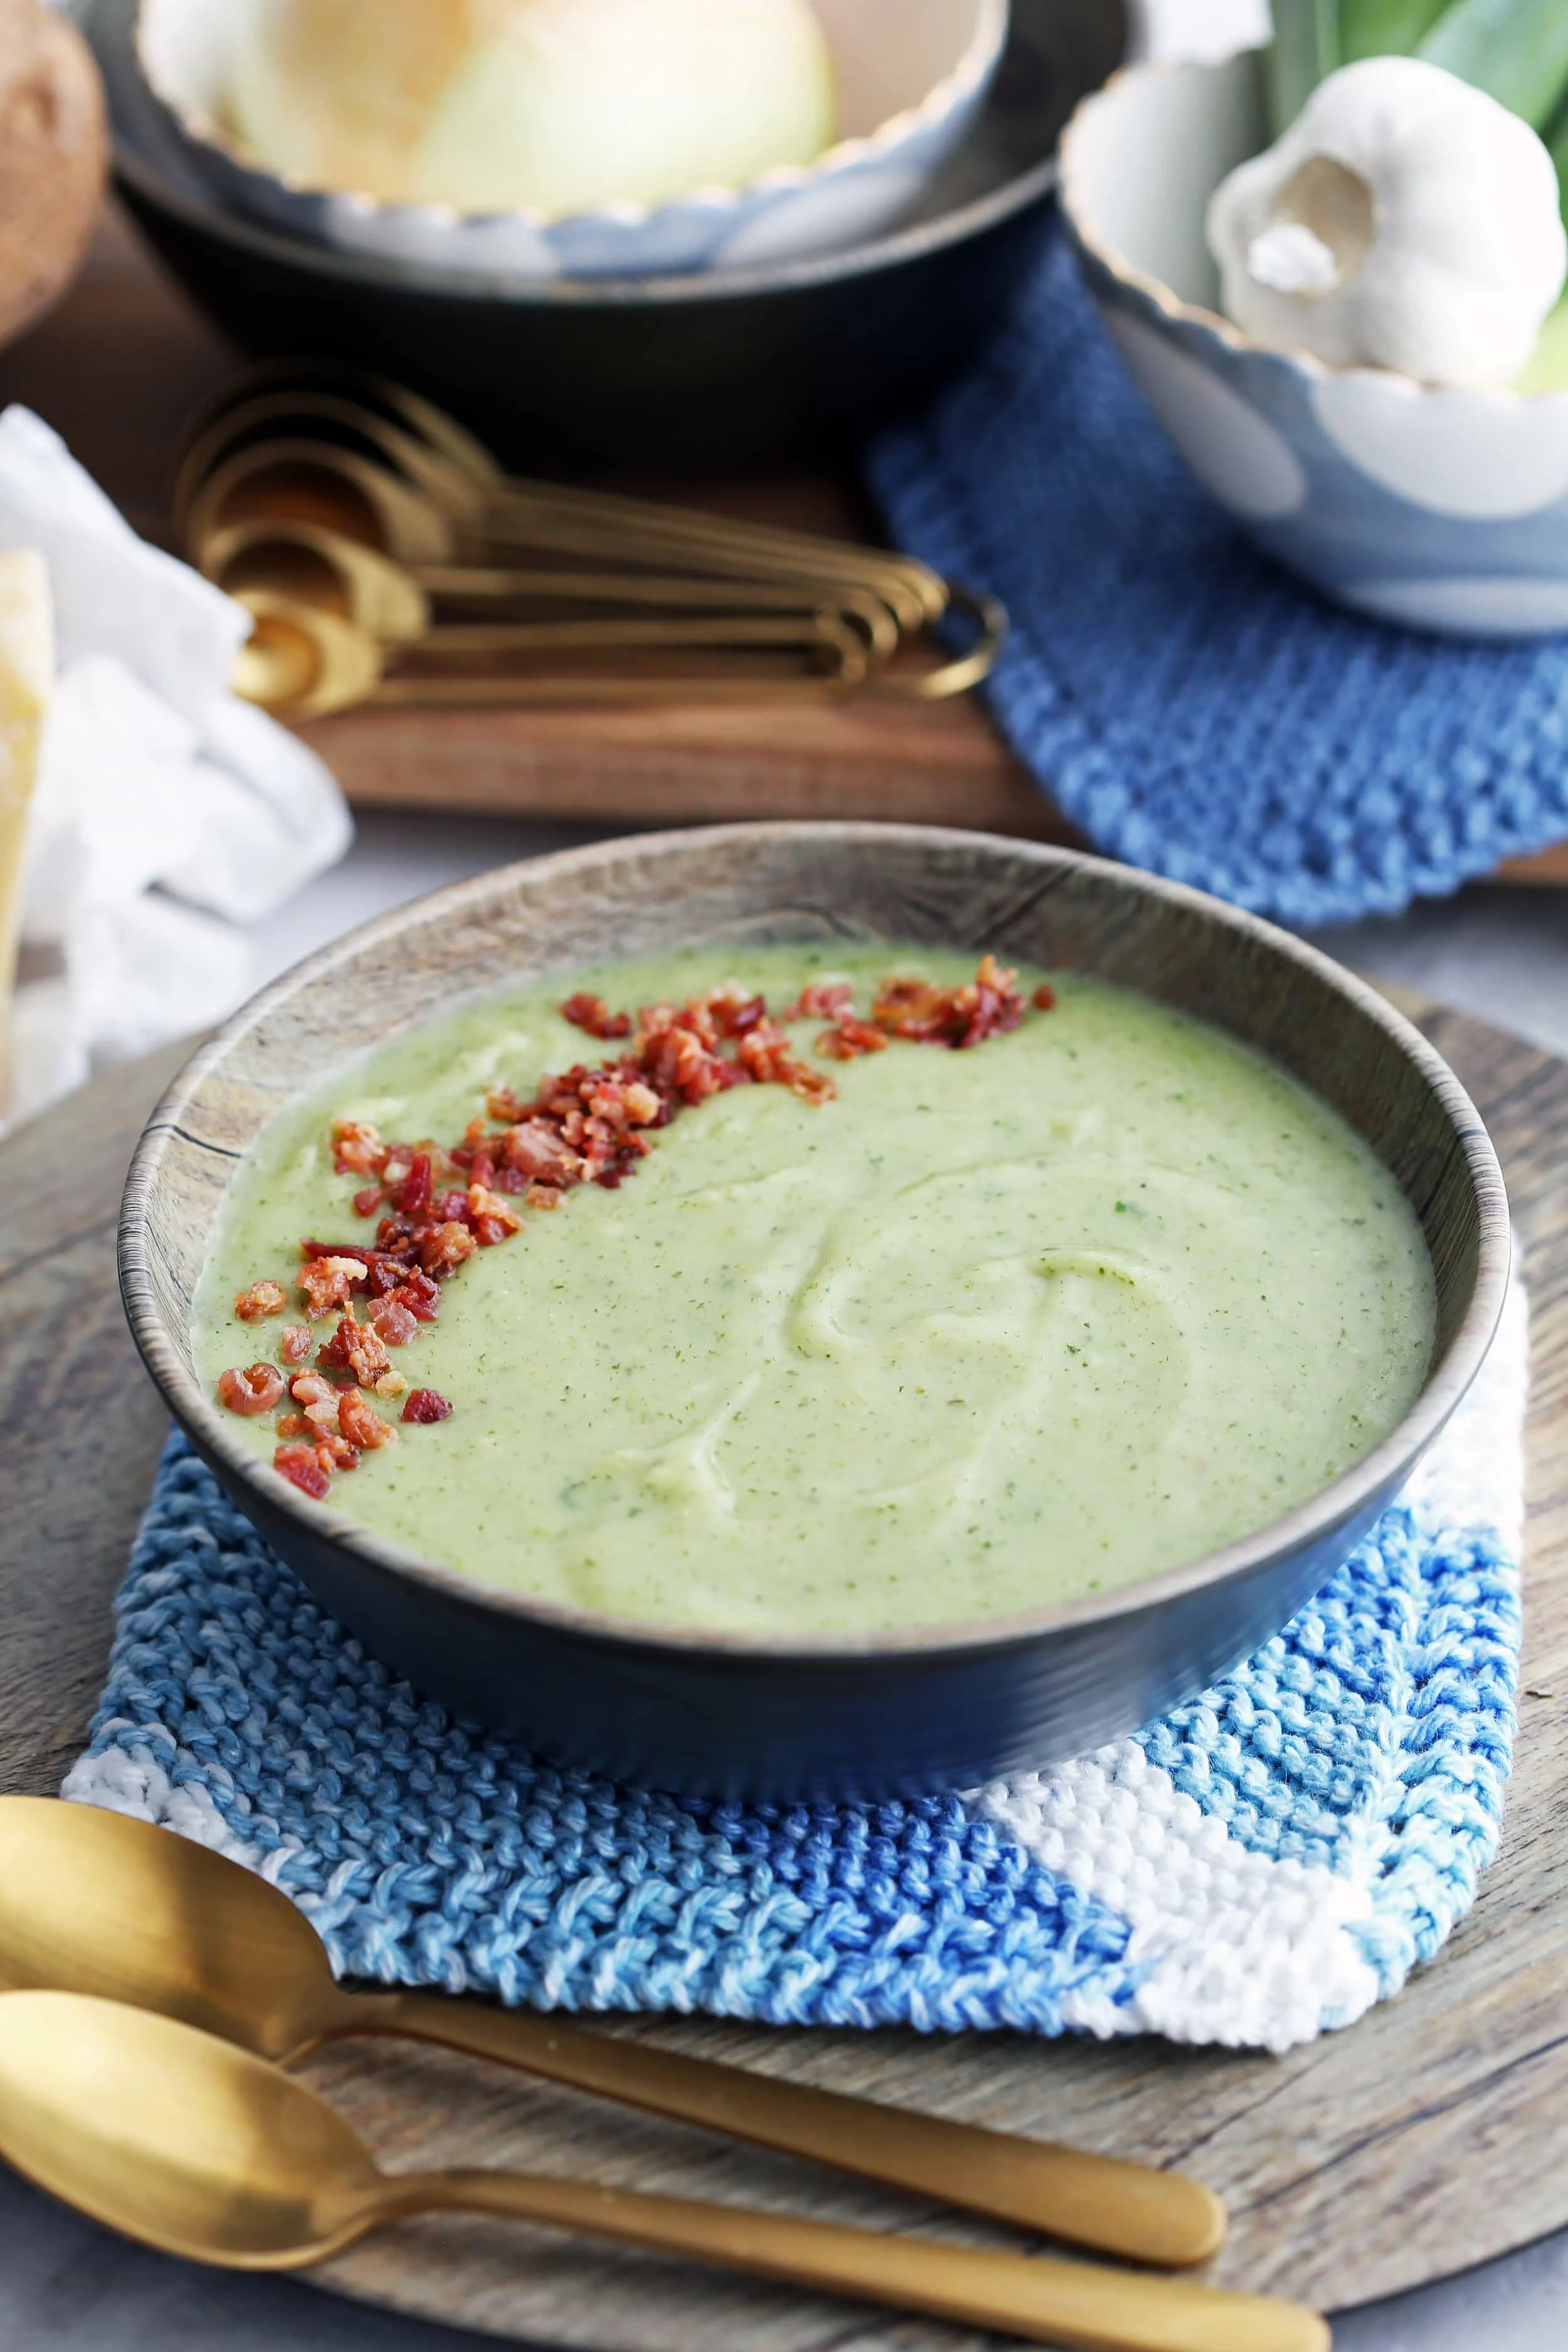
<box><xmin>118</xmin><ymin>825</ymin><xmax>1510</xmax><ymax>1799</ymax></box>
<box><xmin>82</xmin><ymin>0</ymin><xmax>1126</xmax><ymax>465</ymax></box>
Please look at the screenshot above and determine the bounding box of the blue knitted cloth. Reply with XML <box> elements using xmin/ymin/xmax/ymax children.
<box><xmin>868</xmin><ymin>231</ymin><xmax>1568</xmax><ymax>926</ymax></box>
<box><xmin>65</xmin><ymin>1286</ymin><xmax>1527</xmax><ymax>2053</ymax></box>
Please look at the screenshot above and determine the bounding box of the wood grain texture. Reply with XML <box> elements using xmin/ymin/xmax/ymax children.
<box><xmin>0</xmin><ymin>993</ymin><xmax>1564</xmax><ymax>2339</ymax></box>
<box><xmin>0</xmin><ymin>205</ymin><xmax>1564</xmax><ymax>879</ymax></box>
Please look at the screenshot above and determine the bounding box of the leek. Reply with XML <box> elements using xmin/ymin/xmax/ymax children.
<box><xmin>1265</xmin><ymin>0</ymin><xmax>1340</xmax><ymax>137</ymax></box>
<box><xmin>1419</xmin><ymin>0</ymin><xmax>1568</xmax><ymax>132</ymax></box>
<box><xmin>1339</xmin><ymin>1</ymin><xmax>1449</xmax><ymax>62</ymax></box>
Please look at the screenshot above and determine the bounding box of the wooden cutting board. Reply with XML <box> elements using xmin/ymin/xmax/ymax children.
<box><xmin>1</xmin><ymin>989</ymin><xmax>1565</xmax><ymax>2344</ymax></box>
<box><xmin>3</xmin><ymin>205</ymin><xmax>1567</xmax><ymax>881</ymax></box>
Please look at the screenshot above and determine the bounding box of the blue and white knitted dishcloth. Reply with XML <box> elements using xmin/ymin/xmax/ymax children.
<box><xmin>66</xmin><ymin>1282</ymin><xmax>1526</xmax><ymax>2055</ymax></box>
<box><xmin>868</xmin><ymin>229</ymin><xmax>1568</xmax><ymax>927</ymax></box>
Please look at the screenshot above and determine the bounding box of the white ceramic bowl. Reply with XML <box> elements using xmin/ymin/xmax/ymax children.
<box><xmin>1059</xmin><ymin>47</ymin><xmax>1568</xmax><ymax>640</ymax></box>
<box><xmin>136</xmin><ymin>0</ymin><xmax>1009</xmax><ymax>282</ymax></box>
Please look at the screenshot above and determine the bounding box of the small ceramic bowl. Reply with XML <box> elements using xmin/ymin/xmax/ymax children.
<box><xmin>119</xmin><ymin>824</ymin><xmax>1508</xmax><ymax>1801</ymax></box>
<box><xmin>135</xmin><ymin>0</ymin><xmax>1009</xmax><ymax>279</ymax></box>
<box><xmin>1060</xmin><ymin>48</ymin><xmax>1568</xmax><ymax>639</ymax></box>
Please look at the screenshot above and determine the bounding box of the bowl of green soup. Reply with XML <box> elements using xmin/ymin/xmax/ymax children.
<box><xmin>119</xmin><ymin>824</ymin><xmax>1509</xmax><ymax>1798</ymax></box>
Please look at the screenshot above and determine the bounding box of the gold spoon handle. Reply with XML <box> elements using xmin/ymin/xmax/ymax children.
<box><xmin>369</xmin><ymin>1992</ymin><xmax>1223</xmax><ymax>2267</ymax></box>
<box><xmin>393</xmin><ymin>2167</ymin><xmax>1325</xmax><ymax>2352</ymax></box>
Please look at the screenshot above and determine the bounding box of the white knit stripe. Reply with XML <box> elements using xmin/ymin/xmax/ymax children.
<box><xmin>983</xmin><ymin>1749</ymin><xmax>1382</xmax><ymax>2050</ymax></box>
<box><xmin>976</xmin><ymin>1278</ymin><xmax>1529</xmax><ymax>2052</ymax></box>
<box><xmin>62</xmin><ymin>1733</ymin><xmax>280</xmax><ymax>1875</ymax></box>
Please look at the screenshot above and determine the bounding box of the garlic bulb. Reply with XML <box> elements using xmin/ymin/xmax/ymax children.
<box><xmin>227</xmin><ymin>0</ymin><xmax>837</xmax><ymax>217</ymax></box>
<box><xmin>1206</xmin><ymin>56</ymin><xmax>1567</xmax><ymax>389</ymax></box>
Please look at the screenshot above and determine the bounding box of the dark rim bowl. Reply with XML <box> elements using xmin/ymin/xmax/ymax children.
<box><xmin>80</xmin><ymin>0</ymin><xmax>1128</xmax><ymax>464</ymax></box>
<box><xmin>119</xmin><ymin>825</ymin><xmax>1510</xmax><ymax>1799</ymax></box>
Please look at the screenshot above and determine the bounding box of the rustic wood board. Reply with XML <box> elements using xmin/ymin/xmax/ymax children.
<box><xmin>3</xmin><ymin>206</ymin><xmax>1567</xmax><ymax>881</ymax></box>
<box><xmin>1</xmin><ymin>993</ymin><xmax>1565</xmax><ymax>2343</ymax></box>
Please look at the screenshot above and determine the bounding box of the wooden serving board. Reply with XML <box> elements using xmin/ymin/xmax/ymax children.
<box><xmin>1</xmin><ymin>991</ymin><xmax>1565</xmax><ymax>2344</ymax></box>
<box><xmin>4</xmin><ymin>206</ymin><xmax>1568</xmax><ymax>882</ymax></box>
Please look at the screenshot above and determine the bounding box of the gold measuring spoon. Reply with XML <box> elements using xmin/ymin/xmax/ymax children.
<box><xmin>230</xmin><ymin>590</ymin><xmax>866</xmax><ymax>718</ymax></box>
<box><xmin>0</xmin><ymin>1993</ymin><xmax>1326</xmax><ymax>2349</ymax></box>
<box><xmin>176</xmin><ymin>380</ymin><xmax>944</xmax><ymax>634</ymax></box>
<box><xmin>186</xmin><ymin>437</ymin><xmax>459</xmax><ymax>568</ymax></box>
<box><xmin>179</xmin><ymin>432</ymin><xmax>1004</xmax><ymax>694</ymax></box>
<box><xmin>201</xmin><ymin>519</ymin><xmax>901</xmax><ymax>662</ymax></box>
<box><xmin>0</xmin><ymin>1799</ymin><xmax>1222</xmax><ymax>2268</ymax></box>
<box><xmin>197</xmin><ymin>506</ymin><xmax>997</xmax><ymax>702</ymax></box>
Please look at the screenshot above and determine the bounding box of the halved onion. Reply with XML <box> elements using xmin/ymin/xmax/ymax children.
<box><xmin>228</xmin><ymin>0</ymin><xmax>837</xmax><ymax>216</ymax></box>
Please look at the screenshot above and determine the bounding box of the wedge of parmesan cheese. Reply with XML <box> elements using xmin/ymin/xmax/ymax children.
<box><xmin>0</xmin><ymin>547</ymin><xmax>54</xmax><ymax>1108</ymax></box>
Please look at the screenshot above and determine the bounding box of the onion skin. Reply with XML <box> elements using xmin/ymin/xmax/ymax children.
<box><xmin>228</xmin><ymin>0</ymin><xmax>837</xmax><ymax>218</ymax></box>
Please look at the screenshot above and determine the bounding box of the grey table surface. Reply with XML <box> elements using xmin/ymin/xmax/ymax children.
<box><xmin>5</xmin><ymin>807</ymin><xmax>1564</xmax><ymax>2351</ymax></box>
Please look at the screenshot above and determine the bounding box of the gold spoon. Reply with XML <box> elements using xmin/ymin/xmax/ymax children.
<box><xmin>0</xmin><ymin>1993</ymin><xmax>1327</xmax><ymax>2349</ymax></box>
<box><xmin>176</xmin><ymin>423</ymin><xmax>1004</xmax><ymax>696</ymax></box>
<box><xmin>201</xmin><ymin>518</ymin><xmax>902</xmax><ymax>662</ymax></box>
<box><xmin>175</xmin><ymin>385</ymin><xmax>943</xmax><ymax>633</ymax></box>
<box><xmin>229</xmin><ymin>589</ymin><xmax>867</xmax><ymax>718</ymax></box>
<box><xmin>0</xmin><ymin>1798</ymin><xmax>1221</xmax><ymax>2268</ymax></box>
<box><xmin>196</xmin><ymin>506</ymin><xmax>997</xmax><ymax>702</ymax></box>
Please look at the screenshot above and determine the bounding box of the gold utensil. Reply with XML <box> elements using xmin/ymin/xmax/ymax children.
<box><xmin>231</xmin><ymin>590</ymin><xmax>866</xmax><ymax>718</ymax></box>
<box><xmin>0</xmin><ymin>1798</ymin><xmax>1221</xmax><ymax>2269</ymax></box>
<box><xmin>0</xmin><ymin>1992</ymin><xmax>1327</xmax><ymax>2350</ymax></box>
<box><xmin>201</xmin><ymin>517</ymin><xmax>904</xmax><ymax>661</ymax></box>
<box><xmin>175</xmin><ymin>383</ymin><xmax>945</xmax><ymax>631</ymax></box>
<box><xmin>186</xmin><ymin>453</ymin><xmax>1002</xmax><ymax>706</ymax></box>
<box><xmin>174</xmin><ymin>379</ymin><xmax>1007</xmax><ymax>702</ymax></box>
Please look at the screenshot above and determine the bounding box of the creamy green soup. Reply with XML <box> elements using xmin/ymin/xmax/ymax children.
<box><xmin>196</xmin><ymin>943</ymin><xmax>1435</xmax><ymax>1634</ymax></box>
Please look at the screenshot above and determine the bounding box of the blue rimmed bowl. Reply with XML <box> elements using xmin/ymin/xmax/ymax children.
<box><xmin>1060</xmin><ymin>47</ymin><xmax>1568</xmax><ymax>639</ymax></box>
<box><xmin>135</xmin><ymin>0</ymin><xmax>1010</xmax><ymax>279</ymax></box>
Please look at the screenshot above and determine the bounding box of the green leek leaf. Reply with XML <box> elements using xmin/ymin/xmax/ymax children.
<box><xmin>1339</xmin><ymin>1</ymin><xmax>1450</xmax><ymax>61</ymax></box>
<box><xmin>1265</xmin><ymin>0</ymin><xmax>1341</xmax><ymax>135</ymax></box>
<box><xmin>1551</xmin><ymin>90</ymin><xmax>1568</xmax><ymax>228</ymax></box>
<box><xmin>1419</xmin><ymin>0</ymin><xmax>1568</xmax><ymax>130</ymax></box>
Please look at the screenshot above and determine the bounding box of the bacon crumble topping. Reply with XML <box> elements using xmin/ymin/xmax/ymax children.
<box><xmin>233</xmin><ymin>1279</ymin><xmax>287</xmax><ymax>1321</ymax></box>
<box><xmin>403</xmin><ymin>1387</ymin><xmax>454</xmax><ymax>1424</ymax></box>
<box><xmin>220</xmin><ymin>960</ymin><xmax>1054</xmax><ymax>1497</ymax></box>
<box><xmin>560</xmin><ymin>992</ymin><xmax>633</xmax><ymax>1041</ymax></box>
<box><xmin>217</xmin><ymin>1363</ymin><xmax>285</xmax><ymax>1416</ymax></box>
<box><xmin>871</xmin><ymin>954</ymin><xmax>1026</xmax><ymax>1049</ymax></box>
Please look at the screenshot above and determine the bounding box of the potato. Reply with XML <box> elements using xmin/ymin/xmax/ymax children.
<box><xmin>0</xmin><ymin>0</ymin><xmax>107</xmax><ymax>352</ymax></box>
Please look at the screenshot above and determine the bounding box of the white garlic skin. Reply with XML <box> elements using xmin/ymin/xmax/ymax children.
<box><xmin>228</xmin><ymin>0</ymin><xmax>836</xmax><ymax>218</ymax></box>
<box><xmin>1206</xmin><ymin>56</ymin><xmax>1568</xmax><ymax>390</ymax></box>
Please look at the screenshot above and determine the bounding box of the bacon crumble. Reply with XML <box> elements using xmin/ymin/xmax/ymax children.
<box><xmin>403</xmin><ymin>1387</ymin><xmax>453</xmax><ymax>1424</ymax></box>
<box><xmin>815</xmin><ymin>1016</ymin><xmax>890</xmax><ymax>1062</ymax></box>
<box><xmin>872</xmin><ymin>954</ymin><xmax>1026</xmax><ymax>1050</ymax></box>
<box><xmin>234</xmin><ymin>1279</ymin><xmax>287</xmax><ymax>1321</ymax></box>
<box><xmin>217</xmin><ymin>1362</ymin><xmax>285</xmax><ymax>1416</ymax></box>
<box><xmin>226</xmin><ymin>961</ymin><xmax>1055</xmax><ymax>1493</ymax></box>
<box><xmin>275</xmin><ymin>1442</ymin><xmax>331</xmax><ymax>1498</ymax></box>
<box><xmin>299</xmin><ymin>1254</ymin><xmax>370</xmax><ymax>1318</ymax></box>
<box><xmin>339</xmin><ymin>1388</ymin><xmax>396</xmax><ymax>1451</ymax></box>
<box><xmin>560</xmin><ymin>991</ymin><xmax>633</xmax><ymax>1041</ymax></box>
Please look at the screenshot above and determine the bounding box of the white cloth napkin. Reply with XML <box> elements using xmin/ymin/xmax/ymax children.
<box><xmin>1</xmin><ymin>406</ymin><xmax>351</xmax><ymax>1128</ymax></box>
